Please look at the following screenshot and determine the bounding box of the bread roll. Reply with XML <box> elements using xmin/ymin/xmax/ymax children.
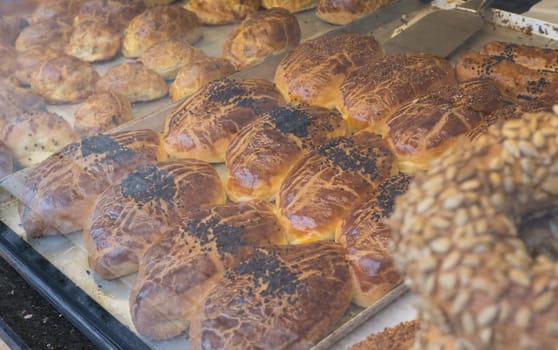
<box><xmin>14</xmin><ymin>46</ymin><xmax>62</xmax><ymax>86</ymax></box>
<box><xmin>274</xmin><ymin>32</ymin><xmax>383</xmax><ymax>108</ymax></box>
<box><xmin>382</xmin><ymin>79</ymin><xmax>503</xmax><ymax>173</ymax></box>
<box><xmin>19</xmin><ymin>130</ymin><xmax>163</xmax><ymax>237</ymax></box>
<box><xmin>83</xmin><ymin>159</ymin><xmax>226</xmax><ymax>279</ymax></box>
<box><xmin>139</xmin><ymin>39</ymin><xmax>206</xmax><ymax>80</ymax></box>
<box><xmin>96</xmin><ymin>62</ymin><xmax>167</xmax><ymax>102</ymax></box>
<box><xmin>122</xmin><ymin>6</ymin><xmax>201</xmax><ymax>58</ymax></box>
<box><xmin>349</xmin><ymin>321</ymin><xmax>419</xmax><ymax>350</ymax></box>
<box><xmin>144</xmin><ymin>0</ymin><xmax>176</xmax><ymax>5</ymax></box>
<box><xmin>77</xmin><ymin>0</ymin><xmax>146</xmax><ymax>32</ymax></box>
<box><xmin>64</xmin><ymin>18</ymin><xmax>120</xmax><ymax>62</ymax></box>
<box><xmin>316</xmin><ymin>0</ymin><xmax>391</xmax><ymax>25</ymax></box>
<box><xmin>30</xmin><ymin>54</ymin><xmax>99</xmax><ymax>103</ymax></box>
<box><xmin>226</xmin><ymin>105</ymin><xmax>347</xmax><ymax>202</ymax></box>
<box><xmin>222</xmin><ymin>8</ymin><xmax>301</xmax><ymax>70</ymax></box>
<box><xmin>338</xmin><ymin>54</ymin><xmax>456</xmax><ymax>132</ymax></box>
<box><xmin>74</xmin><ymin>91</ymin><xmax>132</xmax><ymax>136</ymax></box>
<box><xmin>262</xmin><ymin>0</ymin><xmax>316</xmax><ymax>12</ymax></box>
<box><xmin>185</xmin><ymin>0</ymin><xmax>260</xmax><ymax>25</ymax></box>
<box><xmin>0</xmin><ymin>79</ymin><xmax>46</xmax><ymax>124</ymax></box>
<box><xmin>130</xmin><ymin>200</ymin><xmax>287</xmax><ymax>340</ymax></box>
<box><xmin>0</xmin><ymin>16</ymin><xmax>28</xmax><ymax>46</ymax></box>
<box><xmin>278</xmin><ymin>131</ymin><xmax>396</xmax><ymax>243</ymax></box>
<box><xmin>163</xmin><ymin>79</ymin><xmax>287</xmax><ymax>162</ymax></box>
<box><xmin>169</xmin><ymin>56</ymin><xmax>236</xmax><ymax>101</ymax></box>
<box><xmin>480</xmin><ymin>41</ymin><xmax>558</xmax><ymax>73</ymax></box>
<box><xmin>190</xmin><ymin>241</ymin><xmax>352</xmax><ymax>350</ymax></box>
<box><xmin>30</xmin><ymin>0</ymin><xmax>85</xmax><ymax>24</ymax></box>
<box><xmin>15</xmin><ymin>20</ymin><xmax>72</xmax><ymax>52</ymax></box>
<box><xmin>0</xmin><ymin>45</ymin><xmax>16</xmax><ymax>78</ymax></box>
<box><xmin>0</xmin><ymin>141</ymin><xmax>13</xmax><ymax>179</ymax></box>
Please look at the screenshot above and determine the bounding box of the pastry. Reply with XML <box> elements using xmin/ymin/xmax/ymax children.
<box><xmin>76</xmin><ymin>0</ymin><xmax>146</xmax><ymax>32</ymax></box>
<box><xmin>30</xmin><ymin>0</ymin><xmax>85</xmax><ymax>24</ymax></box>
<box><xmin>222</xmin><ymin>8</ymin><xmax>301</xmax><ymax>70</ymax></box>
<box><xmin>0</xmin><ymin>141</ymin><xmax>13</xmax><ymax>179</ymax></box>
<box><xmin>277</xmin><ymin>131</ymin><xmax>396</xmax><ymax>243</ymax></box>
<box><xmin>14</xmin><ymin>46</ymin><xmax>62</xmax><ymax>86</ymax></box>
<box><xmin>190</xmin><ymin>241</ymin><xmax>352</xmax><ymax>350</ymax></box>
<box><xmin>143</xmin><ymin>0</ymin><xmax>176</xmax><ymax>5</ymax></box>
<box><xmin>162</xmin><ymin>78</ymin><xmax>287</xmax><ymax>162</ymax></box>
<box><xmin>15</xmin><ymin>20</ymin><xmax>72</xmax><ymax>52</ymax></box>
<box><xmin>0</xmin><ymin>78</ymin><xmax>46</xmax><ymax>125</ymax></box>
<box><xmin>226</xmin><ymin>105</ymin><xmax>347</xmax><ymax>202</ymax></box>
<box><xmin>19</xmin><ymin>130</ymin><xmax>163</xmax><ymax>237</ymax></box>
<box><xmin>95</xmin><ymin>62</ymin><xmax>167</xmax><ymax>102</ymax></box>
<box><xmin>316</xmin><ymin>0</ymin><xmax>392</xmax><ymax>25</ymax></box>
<box><xmin>83</xmin><ymin>159</ymin><xmax>226</xmax><ymax>279</ymax></box>
<box><xmin>0</xmin><ymin>16</ymin><xmax>28</xmax><ymax>46</ymax></box>
<box><xmin>480</xmin><ymin>41</ymin><xmax>558</xmax><ymax>73</ymax></box>
<box><xmin>74</xmin><ymin>91</ymin><xmax>132</xmax><ymax>136</ymax></box>
<box><xmin>122</xmin><ymin>5</ymin><xmax>202</xmax><ymax>58</ymax></box>
<box><xmin>185</xmin><ymin>0</ymin><xmax>260</xmax><ymax>25</ymax></box>
<box><xmin>130</xmin><ymin>200</ymin><xmax>287</xmax><ymax>340</ymax></box>
<box><xmin>169</xmin><ymin>56</ymin><xmax>236</xmax><ymax>101</ymax></box>
<box><xmin>64</xmin><ymin>18</ymin><xmax>120</xmax><ymax>62</ymax></box>
<box><xmin>262</xmin><ymin>0</ymin><xmax>316</xmax><ymax>12</ymax></box>
<box><xmin>138</xmin><ymin>39</ymin><xmax>206</xmax><ymax>80</ymax></box>
<box><xmin>274</xmin><ymin>32</ymin><xmax>383</xmax><ymax>108</ymax></box>
<box><xmin>0</xmin><ymin>44</ymin><xmax>16</xmax><ymax>78</ymax></box>
<box><xmin>348</xmin><ymin>321</ymin><xmax>419</xmax><ymax>350</ymax></box>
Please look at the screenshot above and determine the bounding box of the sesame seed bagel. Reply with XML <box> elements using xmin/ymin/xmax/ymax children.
<box><xmin>389</xmin><ymin>110</ymin><xmax>558</xmax><ymax>350</ymax></box>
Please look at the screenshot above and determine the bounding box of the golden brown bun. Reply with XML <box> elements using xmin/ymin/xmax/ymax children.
<box><xmin>0</xmin><ymin>16</ymin><xmax>28</xmax><ymax>46</ymax></box>
<box><xmin>83</xmin><ymin>159</ymin><xmax>226</xmax><ymax>279</ymax></box>
<box><xmin>14</xmin><ymin>46</ymin><xmax>62</xmax><ymax>86</ymax></box>
<box><xmin>0</xmin><ymin>79</ymin><xmax>46</xmax><ymax>123</ymax></box>
<box><xmin>337</xmin><ymin>54</ymin><xmax>456</xmax><ymax>132</ymax></box>
<box><xmin>0</xmin><ymin>141</ymin><xmax>13</xmax><ymax>179</ymax></box>
<box><xmin>0</xmin><ymin>45</ymin><xmax>16</xmax><ymax>78</ymax></box>
<box><xmin>455</xmin><ymin>51</ymin><xmax>558</xmax><ymax>105</ymax></box>
<box><xmin>222</xmin><ymin>8</ymin><xmax>301</xmax><ymax>70</ymax></box>
<box><xmin>74</xmin><ymin>91</ymin><xmax>132</xmax><ymax>136</ymax></box>
<box><xmin>185</xmin><ymin>0</ymin><xmax>260</xmax><ymax>25</ymax></box>
<box><xmin>30</xmin><ymin>0</ymin><xmax>85</xmax><ymax>24</ymax></box>
<box><xmin>226</xmin><ymin>105</ymin><xmax>347</xmax><ymax>202</ymax></box>
<box><xmin>19</xmin><ymin>130</ymin><xmax>163</xmax><ymax>237</ymax></box>
<box><xmin>481</xmin><ymin>41</ymin><xmax>558</xmax><ymax>73</ymax></box>
<box><xmin>278</xmin><ymin>130</ymin><xmax>397</xmax><ymax>243</ymax></box>
<box><xmin>262</xmin><ymin>0</ymin><xmax>316</xmax><ymax>12</ymax></box>
<box><xmin>30</xmin><ymin>54</ymin><xmax>99</xmax><ymax>103</ymax></box>
<box><xmin>163</xmin><ymin>79</ymin><xmax>287</xmax><ymax>162</ymax></box>
<box><xmin>190</xmin><ymin>241</ymin><xmax>352</xmax><ymax>350</ymax></box>
<box><xmin>95</xmin><ymin>62</ymin><xmax>167</xmax><ymax>102</ymax></box>
<box><xmin>316</xmin><ymin>0</ymin><xmax>391</xmax><ymax>25</ymax></box>
<box><xmin>15</xmin><ymin>20</ymin><xmax>72</xmax><ymax>52</ymax></box>
<box><xmin>143</xmin><ymin>0</ymin><xmax>176</xmax><ymax>5</ymax></box>
<box><xmin>64</xmin><ymin>18</ymin><xmax>120</xmax><ymax>62</ymax></box>
<box><xmin>130</xmin><ymin>200</ymin><xmax>287</xmax><ymax>340</ymax></box>
<box><xmin>122</xmin><ymin>6</ymin><xmax>201</xmax><ymax>58</ymax></box>
<box><xmin>138</xmin><ymin>39</ymin><xmax>206</xmax><ymax>80</ymax></box>
<box><xmin>169</xmin><ymin>56</ymin><xmax>236</xmax><ymax>101</ymax></box>
<box><xmin>349</xmin><ymin>321</ymin><xmax>418</xmax><ymax>350</ymax></box>
<box><xmin>77</xmin><ymin>0</ymin><xmax>146</xmax><ymax>31</ymax></box>
<box><xmin>383</xmin><ymin>79</ymin><xmax>503</xmax><ymax>174</ymax></box>
<box><xmin>274</xmin><ymin>32</ymin><xmax>383</xmax><ymax>108</ymax></box>
<box><xmin>336</xmin><ymin>173</ymin><xmax>410</xmax><ymax>307</ymax></box>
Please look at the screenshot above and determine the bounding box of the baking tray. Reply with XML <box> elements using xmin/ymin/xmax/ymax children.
<box><xmin>1</xmin><ymin>1</ymin><xmax>557</xmax><ymax>349</ymax></box>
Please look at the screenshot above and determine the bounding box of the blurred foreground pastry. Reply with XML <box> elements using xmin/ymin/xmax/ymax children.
<box><xmin>0</xmin><ymin>16</ymin><xmax>28</xmax><ymax>46</ymax></box>
<box><xmin>30</xmin><ymin>0</ymin><xmax>85</xmax><ymax>24</ymax></box>
<box><xmin>349</xmin><ymin>321</ymin><xmax>418</xmax><ymax>350</ymax></box>
<box><xmin>0</xmin><ymin>45</ymin><xmax>16</xmax><ymax>78</ymax></box>
<box><xmin>262</xmin><ymin>0</ymin><xmax>316</xmax><ymax>12</ymax></box>
<box><xmin>0</xmin><ymin>79</ymin><xmax>46</xmax><ymax>124</ymax></box>
<box><xmin>139</xmin><ymin>39</ymin><xmax>206</xmax><ymax>80</ymax></box>
<box><xmin>0</xmin><ymin>142</ymin><xmax>13</xmax><ymax>179</ymax></box>
<box><xmin>74</xmin><ymin>91</ymin><xmax>132</xmax><ymax>136</ymax></box>
<box><xmin>316</xmin><ymin>0</ymin><xmax>392</xmax><ymax>25</ymax></box>
<box><xmin>76</xmin><ymin>0</ymin><xmax>146</xmax><ymax>32</ymax></box>
<box><xmin>15</xmin><ymin>20</ymin><xmax>72</xmax><ymax>52</ymax></box>
<box><xmin>96</xmin><ymin>62</ymin><xmax>167</xmax><ymax>102</ymax></box>
<box><xmin>64</xmin><ymin>18</ymin><xmax>120</xmax><ymax>62</ymax></box>
<box><xmin>185</xmin><ymin>0</ymin><xmax>260</xmax><ymax>24</ymax></box>
<box><xmin>14</xmin><ymin>46</ymin><xmax>62</xmax><ymax>86</ymax></box>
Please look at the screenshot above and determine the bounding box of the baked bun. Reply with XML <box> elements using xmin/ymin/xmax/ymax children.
<box><xmin>278</xmin><ymin>131</ymin><xmax>396</xmax><ymax>243</ymax></box>
<box><xmin>95</xmin><ymin>62</ymin><xmax>167</xmax><ymax>102</ymax></box>
<box><xmin>163</xmin><ymin>79</ymin><xmax>286</xmax><ymax>162</ymax></box>
<box><xmin>0</xmin><ymin>16</ymin><xmax>28</xmax><ymax>46</ymax></box>
<box><xmin>0</xmin><ymin>141</ymin><xmax>13</xmax><ymax>179</ymax></box>
<box><xmin>274</xmin><ymin>32</ymin><xmax>383</xmax><ymax>108</ymax></box>
<box><xmin>77</xmin><ymin>0</ymin><xmax>146</xmax><ymax>32</ymax></box>
<box><xmin>30</xmin><ymin>54</ymin><xmax>99</xmax><ymax>103</ymax></box>
<box><xmin>19</xmin><ymin>130</ymin><xmax>163</xmax><ymax>237</ymax></box>
<box><xmin>83</xmin><ymin>159</ymin><xmax>226</xmax><ymax>279</ymax></box>
<box><xmin>74</xmin><ymin>91</ymin><xmax>132</xmax><ymax>136</ymax></box>
<box><xmin>383</xmin><ymin>79</ymin><xmax>503</xmax><ymax>173</ymax></box>
<box><xmin>190</xmin><ymin>241</ymin><xmax>352</xmax><ymax>350</ymax></box>
<box><xmin>64</xmin><ymin>18</ymin><xmax>120</xmax><ymax>62</ymax></box>
<box><xmin>349</xmin><ymin>321</ymin><xmax>419</xmax><ymax>350</ymax></box>
<box><xmin>122</xmin><ymin>6</ymin><xmax>202</xmax><ymax>58</ymax></box>
<box><xmin>0</xmin><ymin>79</ymin><xmax>46</xmax><ymax>123</ymax></box>
<box><xmin>316</xmin><ymin>0</ymin><xmax>391</xmax><ymax>25</ymax></box>
<box><xmin>185</xmin><ymin>0</ymin><xmax>260</xmax><ymax>25</ymax></box>
<box><xmin>1</xmin><ymin>111</ymin><xmax>78</xmax><ymax>167</ymax></box>
<box><xmin>336</xmin><ymin>173</ymin><xmax>410</xmax><ymax>307</ymax></box>
<box><xmin>144</xmin><ymin>0</ymin><xmax>176</xmax><ymax>5</ymax></box>
<box><xmin>480</xmin><ymin>41</ymin><xmax>558</xmax><ymax>73</ymax></box>
<box><xmin>0</xmin><ymin>45</ymin><xmax>16</xmax><ymax>78</ymax></box>
<box><xmin>169</xmin><ymin>56</ymin><xmax>236</xmax><ymax>101</ymax></box>
<box><xmin>14</xmin><ymin>46</ymin><xmax>62</xmax><ymax>86</ymax></box>
<box><xmin>138</xmin><ymin>39</ymin><xmax>206</xmax><ymax>80</ymax></box>
<box><xmin>337</xmin><ymin>53</ymin><xmax>456</xmax><ymax>132</ymax></box>
<box><xmin>226</xmin><ymin>105</ymin><xmax>347</xmax><ymax>202</ymax></box>
<box><xmin>261</xmin><ymin>0</ymin><xmax>316</xmax><ymax>12</ymax></box>
<box><xmin>130</xmin><ymin>200</ymin><xmax>287</xmax><ymax>340</ymax></box>
<box><xmin>30</xmin><ymin>0</ymin><xmax>85</xmax><ymax>24</ymax></box>
<box><xmin>15</xmin><ymin>20</ymin><xmax>72</xmax><ymax>52</ymax></box>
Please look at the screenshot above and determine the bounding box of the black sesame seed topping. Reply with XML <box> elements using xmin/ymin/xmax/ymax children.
<box><xmin>79</xmin><ymin>134</ymin><xmax>135</xmax><ymax>162</ymax></box>
<box><xmin>268</xmin><ymin>107</ymin><xmax>311</xmax><ymax>138</ymax></box>
<box><xmin>185</xmin><ymin>216</ymin><xmax>247</xmax><ymax>258</ymax></box>
<box><xmin>375</xmin><ymin>174</ymin><xmax>411</xmax><ymax>219</ymax></box>
<box><xmin>207</xmin><ymin>79</ymin><xmax>245</xmax><ymax>103</ymax></box>
<box><xmin>121</xmin><ymin>165</ymin><xmax>177</xmax><ymax>206</ymax></box>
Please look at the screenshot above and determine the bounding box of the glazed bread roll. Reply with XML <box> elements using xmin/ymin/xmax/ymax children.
<box><xmin>74</xmin><ymin>91</ymin><xmax>132</xmax><ymax>136</ymax></box>
<box><xmin>138</xmin><ymin>39</ymin><xmax>206</xmax><ymax>80</ymax></box>
<box><xmin>64</xmin><ymin>18</ymin><xmax>120</xmax><ymax>62</ymax></box>
<box><xmin>226</xmin><ymin>105</ymin><xmax>347</xmax><ymax>202</ymax></box>
<box><xmin>316</xmin><ymin>0</ymin><xmax>392</xmax><ymax>25</ymax></box>
<box><xmin>262</xmin><ymin>0</ymin><xmax>316</xmax><ymax>12</ymax></box>
<box><xmin>0</xmin><ymin>141</ymin><xmax>13</xmax><ymax>179</ymax></box>
<box><xmin>222</xmin><ymin>8</ymin><xmax>301</xmax><ymax>70</ymax></box>
<box><xmin>0</xmin><ymin>16</ymin><xmax>28</xmax><ymax>46</ymax></box>
<box><xmin>383</xmin><ymin>79</ymin><xmax>503</xmax><ymax>173</ymax></box>
<box><xmin>0</xmin><ymin>45</ymin><xmax>16</xmax><ymax>78</ymax></box>
<box><xmin>83</xmin><ymin>159</ymin><xmax>226</xmax><ymax>279</ymax></box>
<box><xmin>163</xmin><ymin>79</ymin><xmax>287</xmax><ymax>162</ymax></box>
<box><xmin>278</xmin><ymin>131</ymin><xmax>396</xmax><ymax>243</ymax></box>
<box><xmin>185</xmin><ymin>0</ymin><xmax>260</xmax><ymax>25</ymax></box>
<box><xmin>96</xmin><ymin>62</ymin><xmax>167</xmax><ymax>102</ymax></box>
<box><xmin>337</xmin><ymin>53</ymin><xmax>456</xmax><ymax>132</ymax></box>
<box><xmin>190</xmin><ymin>241</ymin><xmax>352</xmax><ymax>350</ymax></box>
<box><xmin>30</xmin><ymin>0</ymin><xmax>85</xmax><ymax>24</ymax></box>
<box><xmin>77</xmin><ymin>0</ymin><xmax>146</xmax><ymax>32</ymax></box>
<box><xmin>349</xmin><ymin>321</ymin><xmax>419</xmax><ymax>350</ymax></box>
<box><xmin>15</xmin><ymin>20</ymin><xmax>72</xmax><ymax>52</ymax></box>
<box><xmin>336</xmin><ymin>173</ymin><xmax>410</xmax><ymax>307</ymax></box>
<box><xmin>130</xmin><ymin>200</ymin><xmax>287</xmax><ymax>340</ymax></box>
<box><xmin>19</xmin><ymin>130</ymin><xmax>163</xmax><ymax>237</ymax></box>
<box><xmin>274</xmin><ymin>32</ymin><xmax>383</xmax><ymax>108</ymax></box>
<box><xmin>481</xmin><ymin>41</ymin><xmax>558</xmax><ymax>73</ymax></box>
<box><xmin>14</xmin><ymin>46</ymin><xmax>62</xmax><ymax>86</ymax></box>
<box><xmin>169</xmin><ymin>56</ymin><xmax>236</xmax><ymax>101</ymax></box>
<box><xmin>122</xmin><ymin>5</ymin><xmax>201</xmax><ymax>58</ymax></box>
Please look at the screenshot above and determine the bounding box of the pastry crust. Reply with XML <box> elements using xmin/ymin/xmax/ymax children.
<box><xmin>77</xmin><ymin>0</ymin><xmax>146</xmax><ymax>31</ymax></box>
<box><xmin>74</xmin><ymin>91</ymin><xmax>132</xmax><ymax>136</ymax></box>
<box><xmin>64</xmin><ymin>18</ymin><xmax>120</xmax><ymax>62</ymax></box>
<box><xmin>95</xmin><ymin>62</ymin><xmax>167</xmax><ymax>102</ymax></box>
<box><xmin>349</xmin><ymin>321</ymin><xmax>418</xmax><ymax>350</ymax></box>
<box><xmin>122</xmin><ymin>5</ymin><xmax>202</xmax><ymax>58</ymax></box>
<box><xmin>222</xmin><ymin>8</ymin><xmax>301</xmax><ymax>70</ymax></box>
<box><xmin>15</xmin><ymin>20</ymin><xmax>72</xmax><ymax>52</ymax></box>
<box><xmin>138</xmin><ymin>39</ymin><xmax>206</xmax><ymax>80</ymax></box>
<box><xmin>316</xmin><ymin>0</ymin><xmax>392</xmax><ymax>25</ymax></box>
<box><xmin>13</xmin><ymin>46</ymin><xmax>62</xmax><ymax>86</ymax></box>
<box><xmin>0</xmin><ymin>16</ymin><xmax>28</xmax><ymax>46</ymax></box>
<box><xmin>262</xmin><ymin>0</ymin><xmax>316</xmax><ymax>12</ymax></box>
<box><xmin>0</xmin><ymin>79</ymin><xmax>46</xmax><ymax>125</ymax></box>
<box><xmin>0</xmin><ymin>141</ymin><xmax>13</xmax><ymax>179</ymax></box>
<box><xmin>185</xmin><ymin>0</ymin><xmax>260</xmax><ymax>25</ymax></box>
<box><xmin>0</xmin><ymin>44</ymin><xmax>16</xmax><ymax>78</ymax></box>
<box><xmin>30</xmin><ymin>0</ymin><xmax>85</xmax><ymax>24</ymax></box>
<box><xmin>480</xmin><ymin>41</ymin><xmax>558</xmax><ymax>73</ymax></box>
